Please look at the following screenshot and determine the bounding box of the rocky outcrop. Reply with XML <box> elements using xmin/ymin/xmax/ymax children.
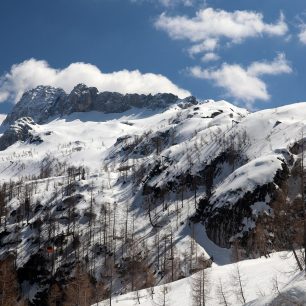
<box><xmin>2</xmin><ymin>84</ymin><xmax>195</xmax><ymax>126</ymax></box>
<box><xmin>0</xmin><ymin>117</ymin><xmax>41</xmax><ymax>151</ymax></box>
<box><xmin>3</xmin><ymin>86</ymin><xmax>66</xmax><ymax>126</ymax></box>
<box><xmin>203</xmin><ymin>161</ymin><xmax>289</xmax><ymax>249</ymax></box>
<box><xmin>57</xmin><ymin>84</ymin><xmax>98</xmax><ymax>115</ymax></box>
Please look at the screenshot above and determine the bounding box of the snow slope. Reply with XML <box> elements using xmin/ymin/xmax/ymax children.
<box><xmin>94</xmin><ymin>252</ymin><xmax>305</xmax><ymax>306</ymax></box>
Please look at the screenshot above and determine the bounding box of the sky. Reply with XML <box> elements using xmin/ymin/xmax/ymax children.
<box><xmin>0</xmin><ymin>0</ymin><xmax>306</xmax><ymax>113</ymax></box>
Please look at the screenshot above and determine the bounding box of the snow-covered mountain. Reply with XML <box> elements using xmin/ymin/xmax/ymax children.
<box><xmin>0</xmin><ymin>84</ymin><xmax>305</xmax><ymax>305</ymax></box>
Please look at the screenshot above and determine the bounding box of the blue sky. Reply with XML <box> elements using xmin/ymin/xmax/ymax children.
<box><xmin>0</xmin><ymin>0</ymin><xmax>306</xmax><ymax>113</ymax></box>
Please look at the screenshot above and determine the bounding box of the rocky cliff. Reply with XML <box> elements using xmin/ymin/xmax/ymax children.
<box><xmin>2</xmin><ymin>83</ymin><xmax>196</xmax><ymax>126</ymax></box>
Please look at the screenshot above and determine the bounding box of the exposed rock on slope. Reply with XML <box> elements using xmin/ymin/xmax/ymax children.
<box><xmin>0</xmin><ymin>117</ymin><xmax>41</xmax><ymax>151</ymax></box>
<box><xmin>3</xmin><ymin>86</ymin><xmax>66</xmax><ymax>126</ymax></box>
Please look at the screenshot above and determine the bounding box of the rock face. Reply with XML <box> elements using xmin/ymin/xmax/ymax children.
<box><xmin>3</xmin><ymin>86</ymin><xmax>66</xmax><ymax>126</ymax></box>
<box><xmin>2</xmin><ymin>84</ymin><xmax>195</xmax><ymax>126</ymax></box>
<box><xmin>203</xmin><ymin>163</ymin><xmax>289</xmax><ymax>249</ymax></box>
<box><xmin>0</xmin><ymin>117</ymin><xmax>41</xmax><ymax>151</ymax></box>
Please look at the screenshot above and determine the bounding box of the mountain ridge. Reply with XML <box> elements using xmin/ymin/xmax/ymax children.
<box><xmin>2</xmin><ymin>83</ymin><xmax>197</xmax><ymax>127</ymax></box>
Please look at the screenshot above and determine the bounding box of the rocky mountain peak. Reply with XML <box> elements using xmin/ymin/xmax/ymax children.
<box><xmin>2</xmin><ymin>86</ymin><xmax>66</xmax><ymax>126</ymax></box>
<box><xmin>1</xmin><ymin>84</ymin><xmax>197</xmax><ymax>126</ymax></box>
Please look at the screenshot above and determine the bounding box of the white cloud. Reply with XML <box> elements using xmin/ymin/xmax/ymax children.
<box><xmin>155</xmin><ymin>8</ymin><xmax>288</xmax><ymax>57</ymax></box>
<box><xmin>247</xmin><ymin>53</ymin><xmax>291</xmax><ymax>76</ymax></box>
<box><xmin>188</xmin><ymin>53</ymin><xmax>292</xmax><ymax>105</ymax></box>
<box><xmin>201</xmin><ymin>52</ymin><xmax>220</xmax><ymax>62</ymax></box>
<box><xmin>298</xmin><ymin>25</ymin><xmax>306</xmax><ymax>44</ymax></box>
<box><xmin>131</xmin><ymin>0</ymin><xmax>197</xmax><ymax>7</ymax></box>
<box><xmin>159</xmin><ymin>0</ymin><xmax>194</xmax><ymax>6</ymax></box>
<box><xmin>188</xmin><ymin>38</ymin><xmax>218</xmax><ymax>57</ymax></box>
<box><xmin>0</xmin><ymin>59</ymin><xmax>191</xmax><ymax>103</ymax></box>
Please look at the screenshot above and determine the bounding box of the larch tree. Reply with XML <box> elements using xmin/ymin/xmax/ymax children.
<box><xmin>0</xmin><ymin>255</ymin><xmax>21</xmax><ymax>306</ymax></box>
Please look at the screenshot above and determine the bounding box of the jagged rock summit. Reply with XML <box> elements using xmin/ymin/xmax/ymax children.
<box><xmin>3</xmin><ymin>85</ymin><xmax>66</xmax><ymax>126</ymax></box>
<box><xmin>2</xmin><ymin>84</ymin><xmax>197</xmax><ymax>126</ymax></box>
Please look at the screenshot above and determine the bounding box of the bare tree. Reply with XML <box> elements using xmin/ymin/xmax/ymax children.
<box><xmin>0</xmin><ymin>255</ymin><xmax>21</xmax><ymax>306</ymax></box>
<box><xmin>231</xmin><ymin>264</ymin><xmax>247</xmax><ymax>305</ymax></box>
<box><xmin>48</xmin><ymin>282</ymin><xmax>63</xmax><ymax>306</ymax></box>
<box><xmin>154</xmin><ymin>285</ymin><xmax>170</xmax><ymax>306</ymax></box>
<box><xmin>147</xmin><ymin>286</ymin><xmax>155</xmax><ymax>301</ymax></box>
<box><xmin>64</xmin><ymin>264</ymin><xmax>95</xmax><ymax>306</ymax></box>
<box><xmin>216</xmin><ymin>278</ymin><xmax>231</xmax><ymax>306</ymax></box>
<box><xmin>133</xmin><ymin>290</ymin><xmax>141</xmax><ymax>305</ymax></box>
<box><xmin>0</xmin><ymin>184</ymin><xmax>7</xmax><ymax>227</ymax></box>
<box><xmin>271</xmin><ymin>275</ymin><xmax>301</xmax><ymax>306</ymax></box>
<box><xmin>300</xmin><ymin>130</ymin><xmax>306</xmax><ymax>273</ymax></box>
<box><xmin>191</xmin><ymin>266</ymin><xmax>210</xmax><ymax>306</ymax></box>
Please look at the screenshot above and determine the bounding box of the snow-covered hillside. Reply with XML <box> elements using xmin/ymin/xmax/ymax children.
<box><xmin>94</xmin><ymin>252</ymin><xmax>306</xmax><ymax>306</ymax></box>
<box><xmin>0</xmin><ymin>85</ymin><xmax>306</xmax><ymax>305</ymax></box>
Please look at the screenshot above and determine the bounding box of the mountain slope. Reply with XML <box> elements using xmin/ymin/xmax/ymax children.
<box><xmin>93</xmin><ymin>251</ymin><xmax>304</xmax><ymax>306</ymax></box>
<box><xmin>0</xmin><ymin>86</ymin><xmax>305</xmax><ymax>305</ymax></box>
